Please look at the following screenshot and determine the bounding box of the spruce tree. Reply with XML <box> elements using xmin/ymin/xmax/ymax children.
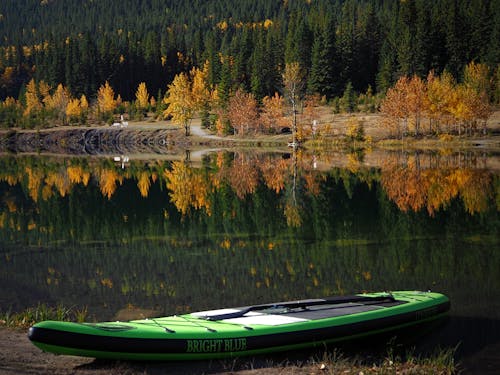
<box><xmin>487</xmin><ymin>0</ymin><xmax>500</xmax><ymax>67</ymax></box>
<box><xmin>443</xmin><ymin>0</ymin><xmax>465</xmax><ymax>78</ymax></box>
<box><xmin>218</xmin><ymin>57</ymin><xmax>232</xmax><ymax>108</ymax></box>
<box><xmin>308</xmin><ymin>33</ymin><xmax>323</xmax><ymax>95</ymax></box>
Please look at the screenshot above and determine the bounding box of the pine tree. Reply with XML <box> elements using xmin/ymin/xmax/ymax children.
<box><xmin>203</xmin><ymin>31</ymin><xmax>221</xmax><ymax>87</ymax></box>
<box><xmin>376</xmin><ymin>32</ymin><xmax>398</xmax><ymax>93</ymax></box>
<box><xmin>308</xmin><ymin>33</ymin><xmax>324</xmax><ymax>95</ymax></box>
<box><xmin>263</xmin><ymin>25</ymin><xmax>283</xmax><ymax>96</ymax></box>
<box><xmin>217</xmin><ymin>56</ymin><xmax>232</xmax><ymax>108</ymax></box>
<box><xmin>355</xmin><ymin>3</ymin><xmax>380</xmax><ymax>91</ymax></box>
<box><xmin>340</xmin><ymin>81</ymin><xmax>356</xmax><ymax>113</ymax></box>
<box><xmin>486</xmin><ymin>0</ymin><xmax>500</xmax><ymax>67</ymax></box>
<box><xmin>336</xmin><ymin>0</ymin><xmax>358</xmax><ymax>91</ymax></box>
<box><xmin>413</xmin><ymin>1</ymin><xmax>432</xmax><ymax>77</ymax></box>
<box><xmin>443</xmin><ymin>0</ymin><xmax>465</xmax><ymax>78</ymax></box>
<box><xmin>250</xmin><ymin>30</ymin><xmax>265</xmax><ymax>100</ymax></box>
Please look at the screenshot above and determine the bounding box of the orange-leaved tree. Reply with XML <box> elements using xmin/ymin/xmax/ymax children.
<box><xmin>379</xmin><ymin>76</ymin><xmax>410</xmax><ymax>138</ymax></box>
<box><xmin>261</xmin><ymin>92</ymin><xmax>286</xmax><ymax>134</ymax></box>
<box><xmin>405</xmin><ymin>75</ymin><xmax>427</xmax><ymax>136</ymax></box>
<box><xmin>227</xmin><ymin>88</ymin><xmax>259</xmax><ymax>135</ymax></box>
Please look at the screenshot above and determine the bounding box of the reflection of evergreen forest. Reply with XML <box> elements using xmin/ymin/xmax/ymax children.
<box><xmin>0</xmin><ymin>152</ymin><xmax>499</xmax><ymax>320</ymax></box>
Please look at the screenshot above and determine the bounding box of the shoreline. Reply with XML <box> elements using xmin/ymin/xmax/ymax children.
<box><xmin>0</xmin><ymin>327</ymin><xmax>455</xmax><ymax>375</ymax></box>
<box><xmin>1</xmin><ymin>111</ymin><xmax>499</xmax><ymax>156</ymax></box>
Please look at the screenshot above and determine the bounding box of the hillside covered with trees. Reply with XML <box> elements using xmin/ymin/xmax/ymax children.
<box><xmin>1</xmin><ymin>0</ymin><xmax>498</xmax><ymax>100</ymax></box>
<box><xmin>0</xmin><ymin>0</ymin><xmax>498</xmax><ymax>135</ymax></box>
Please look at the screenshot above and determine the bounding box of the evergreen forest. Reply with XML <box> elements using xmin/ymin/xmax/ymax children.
<box><xmin>0</xmin><ymin>0</ymin><xmax>498</xmax><ymax>103</ymax></box>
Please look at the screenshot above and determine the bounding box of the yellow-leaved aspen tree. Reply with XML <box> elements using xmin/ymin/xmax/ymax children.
<box><xmin>24</xmin><ymin>79</ymin><xmax>42</xmax><ymax>117</ymax></box>
<box><xmin>135</xmin><ymin>82</ymin><xmax>150</xmax><ymax>110</ymax></box>
<box><xmin>97</xmin><ymin>81</ymin><xmax>119</xmax><ymax>119</ymax></box>
<box><xmin>163</xmin><ymin>72</ymin><xmax>194</xmax><ymax>136</ymax></box>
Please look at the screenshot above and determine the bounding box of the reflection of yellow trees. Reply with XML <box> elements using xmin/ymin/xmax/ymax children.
<box><xmin>3</xmin><ymin>153</ymin><xmax>494</xmax><ymax>219</ymax></box>
<box><xmin>456</xmin><ymin>170</ymin><xmax>491</xmax><ymax>214</ymax></box>
<box><xmin>164</xmin><ymin>161</ymin><xmax>211</xmax><ymax>215</ymax></box>
<box><xmin>98</xmin><ymin>168</ymin><xmax>123</xmax><ymax>200</ymax></box>
<box><xmin>0</xmin><ymin>153</ymin><xmax>326</xmax><ymax>213</ymax></box>
<box><xmin>137</xmin><ymin>171</ymin><xmax>152</xmax><ymax>198</ymax></box>
<box><xmin>3</xmin><ymin>163</ymin><xmax>94</xmax><ymax>203</ymax></box>
<box><xmin>303</xmin><ymin>171</ymin><xmax>322</xmax><ymax>196</ymax></box>
<box><xmin>228</xmin><ymin>156</ymin><xmax>259</xmax><ymax>199</ymax></box>
<box><xmin>347</xmin><ymin>152</ymin><xmax>363</xmax><ymax>173</ymax></box>
<box><xmin>382</xmin><ymin>160</ymin><xmax>493</xmax><ymax>215</ymax></box>
<box><xmin>25</xmin><ymin>166</ymin><xmax>43</xmax><ymax>202</ymax></box>
<box><xmin>43</xmin><ymin>171</ymin><xmax>70</xmax><ymax>199</ymax></box>
<box><xmin>261</xmin><ymin>158</ymin><xmax>288</xmax><ymax>193</ymax></box>
<box><xmin>67</xmin><ymin>165</ymin><xmax>90</xmax><ymax>186</ymax></box>
<box><xmin>1</xmin><ymin>172</ymin><xmax>21</xmax><ymax>186</ymax></box>
<box><xmin>4</xmin><ymin>196</ymin><xmax>17</xmax><ymax>213</ymax></box>
<box><xmin>284</xmin><ymin>203</ymin><xmax>302</xmax><ymax>227</ymax></box>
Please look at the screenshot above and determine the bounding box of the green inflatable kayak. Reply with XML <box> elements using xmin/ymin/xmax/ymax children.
<box><xmin>28</xmin><ymin>291</ymin><xmax>449</xmax><ymax>360</ymax></box>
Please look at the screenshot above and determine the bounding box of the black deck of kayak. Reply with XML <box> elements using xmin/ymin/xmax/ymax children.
<box><xmin>205</xmin><ymin>295</ymin><xmax>406</xmax><ymax>321</ymax></box>
<box><xmin>268</xmin><ymin>300</ymin><xmax>407</xmax><ymax>320</ymax></box>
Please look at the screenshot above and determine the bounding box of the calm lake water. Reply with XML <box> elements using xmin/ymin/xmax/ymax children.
<box><xmin>0</xmin><ymin>150</ymin><xmax>499</xmax><ymax>373</ymax></box>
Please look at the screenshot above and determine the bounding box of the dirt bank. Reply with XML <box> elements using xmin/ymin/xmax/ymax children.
<box><xmin>1</xmin><ymin>111</ymin><xmax>499</xmax><ymax>156</ymax></box>
<box><xmin>0</xmin><ymin>327</ymin><xmax>314</xmax><ymax>375</ymax></box>
<box><xmin>0</xmin><ymin>327</ymin><xmax>457</xmax><ymax>375</ymax></box>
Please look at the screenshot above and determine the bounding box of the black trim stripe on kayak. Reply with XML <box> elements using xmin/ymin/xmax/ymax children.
<box><xmin>28</xmin><ymin>300</ymin><xmax>450</xmax><ymax>355</ymax></box>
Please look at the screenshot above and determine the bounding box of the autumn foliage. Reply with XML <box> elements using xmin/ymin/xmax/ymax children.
<box><xmin>227</xmin><ymin>89</ymin><xmax>259</xmax><ymax>135</ymax></box>
<box><xmin>381</xmin><ymin>155</ymin><xmax>493</xmax><ymax>216</ymax></box>
<box><xmin>0</xmin><ymin>58</ymin><xmax>494</xmax><ymax>145</ymax></box>
<box><xmin>1</xmin><ymin>150</ymin><xmax>496</xmax><ymax>233</ymax></box>
<box><xmin>97</xmin><ymin>81</ymin><xmax>121</xmax><ymax>119</ymax></box>
<box><xmin>135</xmin><ymin>82</ymin><xmax>150</xmax><ymax>110</ymax></box>
<box><xmin>380</xmin><ymin>63</ymin><xmax>493</xmax><ymax>137</ymax></box>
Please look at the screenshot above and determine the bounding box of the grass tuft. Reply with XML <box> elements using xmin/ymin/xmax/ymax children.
<box><xmin>0</xmin><ymin>303</ymin><xmax>89</xmax><ymax>328</ymax></box>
